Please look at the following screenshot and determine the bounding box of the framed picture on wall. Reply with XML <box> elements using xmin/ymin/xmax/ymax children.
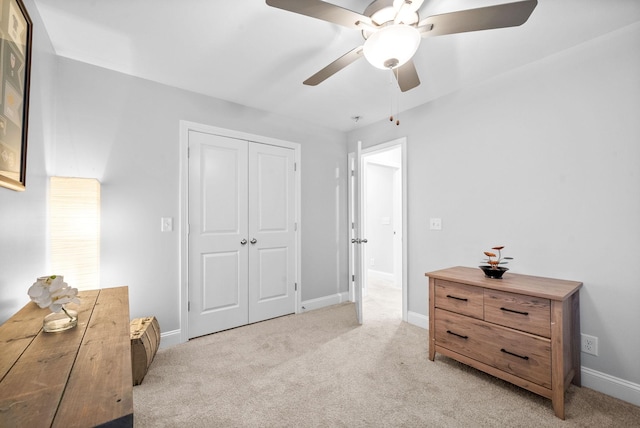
<box><xmin>0</xmin><ymin>0</ymin><xmax>32</xmax><ymax>191</ymax></box>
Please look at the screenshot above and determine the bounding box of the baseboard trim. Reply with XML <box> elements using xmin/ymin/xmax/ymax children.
<box><xmin>408</xmin><ymin>311</ymin><xmax>428</xmax><ymax>329</ymax></box>
<box><xmin>301</xmin><ymin>292</ymin><xmax>350</xmax><ymax>312</ymax></box>
<box><xmin>581</xmin><ymin>366</ymin><xmax>640</xmax><ymax>406</ymax></box>
<box><xmin>160</xmin><ymin>329</ymin><xmax>182</xmax><ymax>349</ymax></box>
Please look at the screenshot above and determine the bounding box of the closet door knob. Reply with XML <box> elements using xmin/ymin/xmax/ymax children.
<box><xmin>250</xmin><ymin>238</ymin><xmax>257</xmax><ymax>244</ymax></box>
<box><xmin>240</xmin><ymin>239</ymin><xmax>247</xmax><ymax>245</ymax></box>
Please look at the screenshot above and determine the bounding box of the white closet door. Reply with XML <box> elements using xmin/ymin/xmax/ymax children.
<box><xmin>188</xmin><ymin>131</ymin><xmax>296</xmax><ymax>338</ymax></box>
<box><xmin>247</xmin><ymin>143</ymin><xmax>296</xmax><ymax>323</ymax></box>
<box><xmin>188</xmin><ymin>131</ymin><xmax>249</xmax><ymax>338</ymax></box>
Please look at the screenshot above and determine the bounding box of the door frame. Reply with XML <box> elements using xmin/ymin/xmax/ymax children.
<box><xmin>179</xmin><ymin>121</ymin><xmax>302</xmax><ymax>343</ymax></box>
<box><xmin>348</xmin><ymin>137</ymin><xmax>408</xmax><ymax>322</ymax></box>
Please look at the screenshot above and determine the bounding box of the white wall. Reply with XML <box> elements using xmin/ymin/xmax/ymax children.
<box><xmin>2</xmin><ymin>0</ymin><xmax>638</xmax><ymax>406</ymax></box>
<box><xmin>366</xmin><ymin>163</ymin><xmax>395</xmax><ymax>274</ymax></box>
<box><xmin>1</xmin><ymin>46</ymin><xmax>349</xmax><ymax>336</ymax></box>
<box><xmin>50</xmin><ymin>57</ymin><xmax>349</xmax><ymax>334</ymax></box>
<box><xmin>348</xmin><ymin>22</ymin><xmax>640</xmax><ymax>396</ymax></box>
<box><xmin>0</xmin><ymin>0</ymin><xmax>56</xmax><ymax>322</ymax></box>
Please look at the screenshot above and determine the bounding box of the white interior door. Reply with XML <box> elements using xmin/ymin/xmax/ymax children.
<box><xmin>188</xmin><ymin>131</ymin><xmax>249</xmax><ymax>338</ymax></box>
<box><xmin>247</xmin><ymin>143</ymin><xmax>296</xmax><ymax>323</ymax></box>
<box><xmin>353</xmin><ymin>141</ymin><xmax>364</xmax><ymax>324</ymax></box>
<box><xmin>349</xmin><ymin>139</ymin><xmax>408</xmax><ymax>324</ymax></box>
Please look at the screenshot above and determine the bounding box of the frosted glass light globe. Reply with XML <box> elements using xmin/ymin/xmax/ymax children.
<box><xmin>363</xmin><ymin>24</ymin><xmax>421</xmax><ymax>69</ymax></box>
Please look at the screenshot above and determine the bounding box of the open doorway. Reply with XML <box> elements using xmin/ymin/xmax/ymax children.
<box><xmin>349</xmin><ymin>138</ymin><xmax>407</xmax><ymax>323</ymax></box>
<box><xmin>363</xmin><ymin>147</ymin><xmax>402</xmax><ymax>320</ymax></box>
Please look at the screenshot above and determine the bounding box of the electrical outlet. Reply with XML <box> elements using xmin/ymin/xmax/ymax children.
<box><xmin>581</xmin><ymin>334</ymin><xmax>598</xmax><ymax>356</ymax></box>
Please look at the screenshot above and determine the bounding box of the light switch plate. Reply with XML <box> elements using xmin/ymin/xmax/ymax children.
<box><xmin>161</xmin><ymin>217</ymin><xmax>173</xmax><ymax>232</ymax></box>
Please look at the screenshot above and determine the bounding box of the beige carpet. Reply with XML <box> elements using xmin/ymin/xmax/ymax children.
<box><xmin>133</xmin><ymin>281</ymin><xmax>640</xmax><ymax>427</ymax></box>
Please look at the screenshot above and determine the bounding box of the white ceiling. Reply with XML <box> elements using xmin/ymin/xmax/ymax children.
<box><xmin>32</xmin><ymin>0</ymin><xmax>640</xmax><ymax>132</ymax></box>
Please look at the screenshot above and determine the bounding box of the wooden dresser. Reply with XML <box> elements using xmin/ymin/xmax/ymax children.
<box><xmin>426</xmin><ymin>266</ymin><xmax>582</xmax><ymax>419</ymax></box>
<box><xmin>0</xmin><ymin>286</ymin><xmax>133</xmax><ymax>427</ymax></box>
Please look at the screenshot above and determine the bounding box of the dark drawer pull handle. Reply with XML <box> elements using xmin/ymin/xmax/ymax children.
<box><xmin>501</xmin><ymin>348</ymin><xmax>529</xmax><ymax>360</ymax></box>
<box><xmin>500</xmin><ymin>307</ymin><xmax>529</xmax><ymax>316</ymax></box>
<box><xmin>446</xmin><ymin>295</ymin><xmax>468</xmax><ymax>302</ymax></box>
<box><xmin>446</xmin><ymin>330</ymin><xmax>468</xmax><ymax>340</ymax></box>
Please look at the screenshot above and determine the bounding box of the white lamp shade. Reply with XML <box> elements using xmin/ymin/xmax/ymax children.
<box><xmin>363</xmin><ymin>24</ymin><xmax>421</xmax><ymax>69</ymax></box>
<box><xmin>50</xmin><ymin>177</ymin><xmax>101</xmax><ymax>291</ymax></box>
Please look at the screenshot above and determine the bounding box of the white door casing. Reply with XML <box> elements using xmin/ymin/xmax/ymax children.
<box><xmin>392</xmin><ymin>167</ymin><xmax>403</xmax><ymax>289</ymax></box>
<box><xmin>183</xmin><ymin>123</ymin><xmax>299</xmax><ymax>340</ymax></box>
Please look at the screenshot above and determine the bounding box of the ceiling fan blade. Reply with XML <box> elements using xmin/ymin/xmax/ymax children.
<box><xmin>266</xmin><ymin>0</ymin><xmax>371</xmax><ymax>30</ymax></box>
<box><xmin>418</xmin><ymin>0</ymin><xmax>537</xmax><ymax>37</ymax></box>
<box><xmin>303</xmin><ymin>46</ymin><xmax>364</xmax><ymax>86</ymax></box>
<box><xmin>393</xmin><ymin>60</ymin><xmax>420</xmax><ymax>92</ymax></box>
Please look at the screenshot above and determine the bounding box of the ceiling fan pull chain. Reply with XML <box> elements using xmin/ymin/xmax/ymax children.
<box><xmin>394</xmin><ymin>67</ymin><xmax>400</xmax><ymax>126</ymax></box>
<box><xmin>389</xmin><ymin>69</ymin><xmax>395</xmax><ymax>122</ymax></box>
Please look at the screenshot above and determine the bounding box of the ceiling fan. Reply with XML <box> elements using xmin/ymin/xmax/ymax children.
<box><xmin>265</xmin><ymin>0</ymin><xmax>538</xmax><ymax>92</ymax></box>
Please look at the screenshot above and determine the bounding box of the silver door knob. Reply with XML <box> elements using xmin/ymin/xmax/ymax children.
<box><xmin>240</xmin><ymin>239</ymin><xmax>247</xmax><ymax>245</ymax></box>
<box><xmin>361</xmin><ymin>239</ymin><xmax>368</xmax><ymax>243</ymax></box>
<box><xmin>250</xmin><ymin>238</ymin><xmax>257</xmax><ymax>244</ymax></box>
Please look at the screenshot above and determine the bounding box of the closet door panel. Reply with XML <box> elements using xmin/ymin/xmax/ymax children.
<box><xmin>188</xmin><ymin>132</ymin><xmax>249</xmax><ymax>338</ymax></box>
<box><xmin>256</xmin><ymin>247</ymin><xmax>289</xmax><ymax>300</ymax></box>
<box><xmin>255</xmin><ymin>151</ymin><xmax>288</xmax><ymax>230</ymax></box>
<box><xmin>248</xmin><ymin>143</ymin><xmax>296</xmax><ymax>323</ymax></box>
<box><xmin>201</xmin><ymin>251</ymin><xmax>241</xmax><ymax>311</ymax></box>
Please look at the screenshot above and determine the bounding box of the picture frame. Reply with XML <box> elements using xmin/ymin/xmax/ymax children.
<box><xmin>0</xmin><ymin>0</ymin><xmax>32</xmax><ymax>191</ymax></box>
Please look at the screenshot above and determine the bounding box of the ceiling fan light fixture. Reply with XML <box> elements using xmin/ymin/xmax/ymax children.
<box><xmin>370</xmin><ymin>6</ymin><xmax>396</xmax><ymax>25</ymax></box>
<box><xmin>393</xmin><ymin>0</ymin><xmax>425</xmax><ymax>13</ymax></box>
<box><xmin>369</xmin><ymin>4</ymin><xmax>419</xmax><ymax>26</ymax></box>
<box><xmin>363</xmin><ymin>24</ymin><xmax>420</xmax><ymax>70</ymax></box>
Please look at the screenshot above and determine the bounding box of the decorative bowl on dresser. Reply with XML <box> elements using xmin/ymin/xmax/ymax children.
<box><xmin>426</xmin><ymin>266</ymin><xmax>582</xmax><ymax>420</ymax></box>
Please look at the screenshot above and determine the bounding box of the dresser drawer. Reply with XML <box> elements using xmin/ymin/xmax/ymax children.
<box><xmin>484</xmin><ymin>290</ymin><xmax>551</xmax><ymax>337</ymax></box>
<box><xmin>434</xmin><ymin>308</ymin><xmax>483</xmax><ymax>360</ymax></box>
<box><xmin>434</xmin><ymin>280</ymin><xmax>483</xmax><ymax>319</ymax></box>
<box><xmin>435</xmin><ymin>309</ymin><xmax>551</xmax><ymax>388</ymax></box>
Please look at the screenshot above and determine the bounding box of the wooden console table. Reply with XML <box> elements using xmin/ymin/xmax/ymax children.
<box><xmin>0</xmin><ymin>286</ymin><xmax>133</xmax><ymax>427</ymax></box>
<box><xmin>427</xmin><ymin>267</ymin><xmax>582</xmax><ymax>419</ymax></box>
